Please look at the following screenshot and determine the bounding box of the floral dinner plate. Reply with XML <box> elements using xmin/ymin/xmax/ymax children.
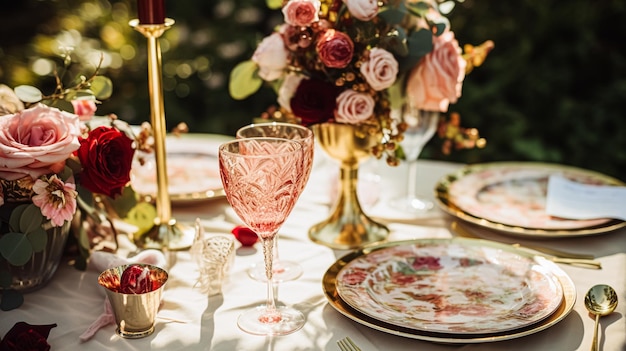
<box><xmin>334</xmin><ymin>238</ymin><xmax>563</xmax><ymax>335</ymax></box>
<box><xmin>435</xmin><ymin>162</ymin><xmax>626</xmax><ymax>237</ymax></box>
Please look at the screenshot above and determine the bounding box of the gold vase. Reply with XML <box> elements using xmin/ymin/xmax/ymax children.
<box><xmin>309</xmin><ymin>123</ymin><xmax>389</xmax><ymax>250</ymax></box>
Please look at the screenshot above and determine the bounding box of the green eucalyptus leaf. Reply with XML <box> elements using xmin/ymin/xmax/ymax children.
<box><xmin>229</xmin><ymin>60</ymin><xmax>263</xmax><ymax>100</ymax></box>
<box><xmin>91</xmin><ymin>76</ymin><xmax>113</xmax><ymax>100</ymax></box>
<box><xmin>406</xmin><ymin>0</ymin><xmax>430</xmax><ymax>16</ymax></box>
<box><xmin>43</xmin><ymin>98</ymin><xmax>74</xmax><ymax>113</ymax></box>
<box><xmin>398</xmin><ymin>28</ymin><xmax>433</xmax><ymax>72</ymax></box>
<box><xmin>9</xmin><ymin>204</ymin><xmax>28</xmax><ymax>232</ymax></box>
<box><xmin>0</xmin><ymin>289</ymin><xmax>25</xmax><ymax>311</ymax></box>
<box><xmin>125</xmin><ymin>202</ymin><xmax>158</xmax><ymax>236</ymax></box>
<box><xmin>20</xmin><ymin>204</ymin><xmax>44</xmax><ymax>234</ymax></box>
<box><xmin>27</xmin><ymin>228</ymin><xmax>48</xmax><ymax>253</ymax></box>
<box><xmin>0</xmin><ymin>233</ymin><xmax>33</xmax><ymax>266</ymax></box>
<box><xmin>108</xmin><ymin>186</ymin><xmax>138</xmax><ymax>218</ymax></box>
<box><xmin>14</xmin><ymin>85</ymin><xmax>43</xmax><ymax>103</ymax></box>
<box><xmin>378</xmin><ymin>5</ymin><xmax>408</xmax><ymax>25</ymax></box>
<box><xmin>433</xmin><ymin>22</ymin><xmax>447</xmax><ymax>36</ymax></box>
<box><xmin>266</xmin><ymin>0</ymin><xmax>282</xmax><ymax>9</ymax></box>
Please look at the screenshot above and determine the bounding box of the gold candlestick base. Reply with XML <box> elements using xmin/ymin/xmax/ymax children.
<box><xmin>135</xmin><ymin>218</ymin><xmax>194</xmax><ymax>251</ymax></box>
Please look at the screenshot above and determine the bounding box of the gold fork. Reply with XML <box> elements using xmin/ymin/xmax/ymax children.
<box><xmin>337</xmin><ymin>337</ymin><xmax>362</xmax><ymax>351</ymax></box>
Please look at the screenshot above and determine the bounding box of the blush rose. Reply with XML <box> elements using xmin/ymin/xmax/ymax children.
<box><xmin>406</xmin><ymin>31</ymin><xmax>467</xmax><ymax>112</ymax></box>
<box><xmin>316</xmin><ymin>29</ymin><xmax>354</xmax><ymax>69</ymax></box>
<box><xmin>77</xmin><ymin>126</ymin><xmax>135</xmax><ymax>198</ymax></box>
<box><xmin>282</xmin><ymin>0</ymin><xmax>320</xmax><ymax>27</ymax></box>
<box><xmin>252</xmin><ymin>32</ymin><xmax>289</xmax><ymax>81</ymax></box>
<box><xmin>335</xmin><ymin>90</ymin><xmax>375</xmax><ymax>124</ymax></box>
<box><xmin>343</xmin><ymin>0</ymin><xmax>379</xmax><ymax>21</ymax></box>
<box><xmin>71</xmin><ymin>99</ymin><xmax>98</xmax><ymax>121</ymax></box>
<box><xmin>0</xmin><ymin>103</ymin><xmax>81</xmax><ymax>181</ymax></box>
<box><xmin>360</xmin><ymin>48</ymin><xmax>399</xmax><ymax>91</ymax></box>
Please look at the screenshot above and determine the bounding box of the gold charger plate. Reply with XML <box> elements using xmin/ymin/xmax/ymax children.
<box><xmin>435</xmin><ymin>162</ymin><xmax>626</xmax><ymax>237</ymax></box>
<box><xmin>131</xmin><ymin>133</ymin><xmax>232</xmax><ymax>204</ymax></box>
<box><xmin>323</xmin><ymin>238</ymin><xmax>576</xmax><ymax>344</ymax></box>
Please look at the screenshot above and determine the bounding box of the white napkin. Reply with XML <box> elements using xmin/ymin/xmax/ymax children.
<box><xmin>545</xmin><ymin>175</ymin><xmax>626</xmax><ymax>220</ymax></box>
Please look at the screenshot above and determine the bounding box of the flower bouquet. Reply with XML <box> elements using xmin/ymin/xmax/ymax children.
<box><xmin>0</xmin><ymin>56</ymin><xmax>143</xmax><ymax>310</ymax></box>
<box><xmin>229</xmin><ymin>0</ymin><xmax>493</xmax><ymax>163</ymax></box>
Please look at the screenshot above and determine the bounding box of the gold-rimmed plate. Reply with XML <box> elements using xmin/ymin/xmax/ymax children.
<box><xmin>323</xmin><ymin>238</ymin><xmax>576</xmax><ymax>343</ymax></box>
<box><xmin>131</xmin><ymin>133</ymin><xmax>232</xmax><ymax>204</ymax></box>
<box><xmin>435</xmin><ymin>162</ymin><xmax>626</xmax><ymax>237</ymax></box>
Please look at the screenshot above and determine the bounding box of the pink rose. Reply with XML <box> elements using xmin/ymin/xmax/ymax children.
<box><xmin>282</xmin><ymin>0</ymin><xmax>320</xmax><ymax>27</ymax></box>
<box><xmin>335</xmin><ymin>89</ymin><xmax>375</xmax><ymax>124</ymax></box>
<box><xmin>343</xmin><ymin>0</ymin><xmax>378</xmax><ymax>21</ymax></box>
<box><xmin>316</xmin><ymin>29</ymin><xmax>354</xmax><ymax>69</ymax></box>
<box><xmin>71</xmin><ymin>99</ymin><xmax>98</xmax><ymax>121</ymax></box>
<box><xmin>360</xmin><ymin>48</ymin><xmax>399</xmax><ymax>91</ymax></box>
<box><xmin>252</xmin><ymin>32</ymin><xmax>289</xmax><ymax>81</ymax></box>
<box><xmin>0</xmin><ymin>103</ymin><xmax>81</xmax><ymax>180</ymax></box>
<box><xmin>406</xmin><ymin>31</ymin><xmax>466</xmax><ymax>112</ymax></box>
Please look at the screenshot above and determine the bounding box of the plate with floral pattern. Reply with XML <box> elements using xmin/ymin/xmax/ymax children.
<box><xmin>334</xmin><ymin>238</ymin><xmax>564</xmax><ymax>335</ymax></box>
<box><xmin>435</xmin><ymin>162</ymin><xmax>626</xmax><ymax>236</ymax></box>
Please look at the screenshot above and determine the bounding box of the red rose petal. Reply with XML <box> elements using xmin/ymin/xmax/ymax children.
<box><xmin>231</xmin><ymin>226</ymin><xmax>259</xmax><ymax>247</ymax></box>
<box><xmin>120</xmin><ymin>264</ymin><xmax>153</xmax><ymax>294</ymax></box>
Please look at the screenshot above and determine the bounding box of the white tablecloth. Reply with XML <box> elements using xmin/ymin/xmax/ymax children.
<box><xmin>2</xmin><ymin>155</ymin><xmax>625</xmax><ymax>351</ymax></box>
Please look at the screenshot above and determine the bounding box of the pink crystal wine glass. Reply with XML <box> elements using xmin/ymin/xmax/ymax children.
<box><xmin>236</xmin><ymin>122</ymin><xmax>313</xmax><ymax>283</ymax></box>
<box><xmin>219</xmin><ymin>137</ymin><xmax>308</xmax><ymax>335</ymax></box>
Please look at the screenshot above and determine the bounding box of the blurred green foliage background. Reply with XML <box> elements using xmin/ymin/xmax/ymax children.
<box><xmin>1</xmin><ymin>0</ymin><xmax>625</xmax><ymax>180</ymax></box>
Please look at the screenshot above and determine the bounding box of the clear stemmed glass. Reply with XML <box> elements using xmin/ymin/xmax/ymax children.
<box><xmin>388</xmin><ymin>104</ymin><xmax>440</xmax><ymax>215</ymax></box>
<box><xmin>236</xmin><ymin>122</ymin><xmax>313</xmax><ymax>283</ymax></box>
<box><xmin>219</xmin><ymin>137</ymin><xmax>309</xmax><ymax>335</ymax></box>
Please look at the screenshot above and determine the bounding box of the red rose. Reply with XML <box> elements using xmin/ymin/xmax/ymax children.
<box><xmin>316</xmin><ymin>29</ymin><xmax>354</xmax><ymax>69</ymax></box>
<box><xmin>290</xmin><ymin>79</ymin><xmax>340</xmax><ymax>126</ymax></box>
<box><xmin>77</xmin><ymin>126</ymin><xmax>135</xmax><ymax>197</ymax></box>
<box><xmin>0</xmin><ymin>322</ymin><xmax>56</xmax><ymax>351</ymax></box>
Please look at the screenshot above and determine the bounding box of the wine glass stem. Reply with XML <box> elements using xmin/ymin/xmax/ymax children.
<box><xmin>406</xmin><ymin>157</ymin><xmax>419</xmax><ymax>199</ymax></box>
<box><xmin>263</xmin><ymin>237</ymin><xmax>277</xmax><ymax>312</ymax></box>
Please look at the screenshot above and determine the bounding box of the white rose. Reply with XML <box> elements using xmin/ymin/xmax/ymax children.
<box><xmin>343</xmin><ymin>0</ymin><xmax>379</xmax><ymax>21</ymax></box>
<box><xmin>278</xmin><ymin>73</ymin><xmax>306</xmax><ymax>112</ymax></box>
<box><xmin>335</xmin><ymin>90</ymin><xmax>375</xmax><ymax>124</ymax></box>
<box><xmin>252</xmin><ymin>33</ymin><xmax>289</xmax><ymax>81</ymax></box>
<box><xmin>360</xmin><ymin>48</ymin><xmax>398</xmax><ymax>91</ymax></box>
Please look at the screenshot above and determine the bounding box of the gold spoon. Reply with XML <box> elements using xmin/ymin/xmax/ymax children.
<box><xmin>584</xmin><ymin>284</ymin><xmax>618</xmax><ymax>351</ymax></box>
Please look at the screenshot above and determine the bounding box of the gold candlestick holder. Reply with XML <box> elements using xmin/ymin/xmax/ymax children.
<box><xmin>130</xmin><ymin>18</ymin><xmax>192</xmax><ymax>251</ymax></box>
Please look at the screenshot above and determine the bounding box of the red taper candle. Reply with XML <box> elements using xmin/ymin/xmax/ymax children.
<box><xmin>137</xmin><ymin>0</ymin><xmax>165</xmax><ymax>24</ymax></box>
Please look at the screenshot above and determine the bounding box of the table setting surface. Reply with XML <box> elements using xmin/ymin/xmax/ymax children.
<box><xmin>1</xmin><ymin>138</ymin><xmax>625</xmax><ymax>351</ymax></box>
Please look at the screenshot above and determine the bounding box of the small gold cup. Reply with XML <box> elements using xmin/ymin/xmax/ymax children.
<box><xmin>98</xmin><ymin>264</ymin><xmax>168</xmax><ymax>338</ymax></box>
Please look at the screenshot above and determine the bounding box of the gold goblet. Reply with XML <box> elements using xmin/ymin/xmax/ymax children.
<box><xmin>309</xmin><ymin>123</ymin><xmax>389</xmax><ymax>250</ymax></box>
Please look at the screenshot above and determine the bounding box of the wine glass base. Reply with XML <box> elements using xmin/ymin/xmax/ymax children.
<box><xmin>247</xmin><ymin>260</ymin><xmax>303</xmax><ymax>283</ymax></box>
<box><xmin>237</xmin><ymin>305</ymin><xmax>305</xmax><ymax>336</ymax></box>
<box><xmin>388</xmin><ymin>195</ymin><xmax>434</xmax><ymax>215</ymax></box>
